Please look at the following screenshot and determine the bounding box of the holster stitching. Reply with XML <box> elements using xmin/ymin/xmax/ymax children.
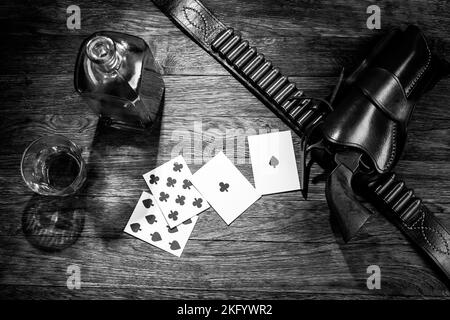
<box><xmin>405</xmin><ymin>209</ymin><xmax>450</xmax><ymax>255</ymax></box>
<box><xmin>405</xmin><ymin>38</ymin><xmax>432</xmax><ymax>97</ymax></box>
<box><xmin>183</xmin><ymin>6</ymin><xmax>220</xmax><ymax>41</ymax></box>
<box><xmin>384</xmin><ymin>123</ymin><xmax>397</xmax><ymax>170</ymax></box>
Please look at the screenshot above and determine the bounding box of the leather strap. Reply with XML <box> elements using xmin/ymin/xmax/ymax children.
<box><xmin>152</xmin><ymin>0</ymin><xmax>327</xmax><ymax>140</ymax></box>
<box><xmin>366</xmin><ymin>173</ymin><xmax>450</xmax><ymax>279</ymax></box>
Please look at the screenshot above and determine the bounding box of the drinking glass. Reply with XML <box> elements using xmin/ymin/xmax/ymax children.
<box><xmin>21</xmin><ymin>135</ymin><xmax>87</xmax><ymax>196</ymax></box>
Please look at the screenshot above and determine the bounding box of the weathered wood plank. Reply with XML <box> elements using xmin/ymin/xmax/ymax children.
<box><xmin>0</xmin><ymin>109</ymin><xmax>449</xmax><ymax>205</ymax></box>
<box><xmin>1</xmin><ymin>73</ymin><xmax>449</xmax><ymax>161</ymax></box>
<box><xmin>2</xmin><ymin>74</ymin><xmax>450</xmax><ymax>122</ymax></box>
<box><xmin>0</xmin><ymin>128</ymin><xmax>449</xmax><ymax>208</ymax></box>
<box><xmin>0</xmin><ymin>236</ymin><xmax>449</xmax><ymax>297</ymax></box>
<box><xmin>0</xmin><ymin>109</ymin><xmax>448</xmax><ymax>168</ymax></box>
<box><xmin>0</xmin><ymin>190</ymin><xmax>448</xmax><ymax>245</ymax></box>
<box><xmin>0</xmin><ymin>75</ymin><xmax>336</xmax><ymax>116</ymax></box>
<box><xmin>3</xmin><ymin>284</ymin><xmax>444</xmax><ymax>300</ymax></box>
<box><xmin>0</xmin><ymin>32</ymin><xmax>448</xmax><ymax>77</ymax></box>
<box><xmin>1</xmin><ymin>1</ymin><xmax>450</xmax><ymax>77</ymax></box>
<box><xmin>1</xmin><ymin>0</ymin><xmax>450</xmax><ymax>39</ymax></box>
<box><xmin>0</xmin><ymin>34</ymin><xmax>373</xmax><ymax>77</ymax></box>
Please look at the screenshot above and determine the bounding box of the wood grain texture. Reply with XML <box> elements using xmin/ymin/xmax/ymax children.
<box><xmin>0</xmin><ymin>0</ymin><xmax>449</xmax><ymax>299</ymax></box>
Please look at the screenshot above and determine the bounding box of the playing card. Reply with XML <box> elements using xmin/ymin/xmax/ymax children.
<box><xmin>248</xmin><ymin>131</ymin><xmax>301</xmax><ymax>195</ymax></box>
<box><xmin>143</xmin><ymin>155</ymin><xmax>209</xmax><ymax>228</ymax></box>
<box><xmin>124</xmin><ymin>191</ymin><xmax>198</xmax><ymax>257</ymax></box>
<box><xmin>191</xmin><ymin>151</ymin><xmax>261</xmax><ymax>225</ymax></box>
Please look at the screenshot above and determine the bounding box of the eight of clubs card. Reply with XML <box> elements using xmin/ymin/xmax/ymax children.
<box><xmin>248</xmin><ymin>131</ymin><xmax>301</xmax><ymax>195</ymax></box>
<box><xmin>192</xmin><ymin>151</ymin><xmax>261</xmax><ymax>225</ymax></box>
<box><xmin>124</xmin><ymin>191</ymin><xmax>198</xmax><ymax>257</ymax></box>
<box><xmin>143</xmin><ymin>155</ymin><xmax>209</xmax><ymax>228</ymax></box>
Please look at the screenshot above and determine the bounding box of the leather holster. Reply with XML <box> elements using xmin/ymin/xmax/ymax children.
<box><xmin>320</xmin><ymin>25</ymin><xmax>449</xmax><ymax>241</ymax></box>
<box><xmin>323</xmin><ymin>25</ymin><xmax>447</xmax><ymax>173</ymax></box>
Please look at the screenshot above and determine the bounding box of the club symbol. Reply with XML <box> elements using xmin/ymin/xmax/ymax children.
<box><xmin>167</xmin><ymin>177</ymin><xmax>177</xmax><ymax>187</ymax></box>
<box><xmin>175</xmin><ymin>195</ymin><xmax>186</xmax><ymax>205</ymax></box>
<box><xmin>167</xmin><ymin>226</ymin><xmax>178</xmax><ymax>233</ymax></box>
<box><xmin>149</xmin><ymin>174</ymin><xmax>159</xmax><ymax>184</ymax></box>
<box><xmin>183</xmin><ymin>218</ymin><xmax>192</xmax><ymax>225</ymax></box>
<box><xmin>269</xmin><ymin>156</ymin><xmax>279</xmax><ymax>168</ymax></box>
<box><xmin>182</xmin><ymin>179</ymin><xmax>193</xmax><ymax>190</ymax></box>
<box><xmin>173</xmin><ymin>162</ymin><xmax>183</xmax><ymax>172</ymax></box>
<box><xmin>192</xmin><ymin>198</ymin><xmax>203</xmax><ymax>208</ymax></box>
<box><xmin>159</xmin><ymin>192</ymin><xmax>169</xmax><ymax>202</ymax></box>
<box><xmin>151</xmin><ymin>232</ymin><xmax>162</xmax><ymax>242</ymax></box>
<box><xmin>142</xmin><ymin>198</ymin><xmax>154</xmax><ymax>208</ymax></box>
<box><xmin>168</xmin><ymin>210</ymin><xmax>179</xmax><ymax>221</ymax></box>
<box><xmin>219</xmin><ymin>182</ymin><xmax>229</xmax><ymax>192</ymax></box>
<box><xmin>130</xmin><ymin>223</ymin><xmax>141</xmax><ymax>233</ymax></box>
<box><xmin>169</xmin><ymin>240</ymin><xmax>181</xmax><ymax>250</ymax></box>
<box><xmin>145</xmin><ymin>214</ymin><xmax>157</xmax><ymax>224</ymax></box>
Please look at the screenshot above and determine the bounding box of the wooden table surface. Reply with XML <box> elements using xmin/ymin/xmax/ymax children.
<box><xmin>1</xmin><ymin>0</ymin><xmax>449</xmax><ymax>299</ymax></box>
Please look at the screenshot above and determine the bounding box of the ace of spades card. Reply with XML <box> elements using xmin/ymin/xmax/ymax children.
<box><xmin>248</xmin><ymin>131</ymin><xmax>301</xmax><ymax>195</ymax></box>
<box><xmin>124</xmin><ymin>191</ymin><xmax>198</xmax><ymax>257</ymax></box>
<box><xmin>143</xmin><ymin>155</ymin><xmax>209</xmax><ymax>228</ymax></box>
<box><xmin>191</xmin><ymin>151</ymin><xmax>261</xmax><ymax>225</ymax></box>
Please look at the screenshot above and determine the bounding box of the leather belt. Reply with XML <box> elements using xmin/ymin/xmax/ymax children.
<box><xmin>362</xmin><ymin>173</ymin><xmax>450</xmax><ymax>280</ymax></box>
<box><xmin>151</xmin><ymin>0</ymin><xmax>450</xmax><ymax>283</ymax></box>
<box><xmin>152</xmin><ymin>0</ymin><xmax>327</xmax><ymax>143</ymax></box>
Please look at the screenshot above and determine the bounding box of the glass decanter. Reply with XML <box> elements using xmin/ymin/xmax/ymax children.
<box><xmin>75</xmin><ymin>31</ymin><xmax>165</xmax><ymax>130</ymax></box>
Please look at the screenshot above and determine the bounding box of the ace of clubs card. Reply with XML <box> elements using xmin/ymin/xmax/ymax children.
<box><xmin>192</xmin><ymin>152</ymin><xmax>261</xmax><ymax>225</ymax></box>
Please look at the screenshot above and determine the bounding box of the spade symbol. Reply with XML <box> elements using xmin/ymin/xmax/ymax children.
<box><xmin>151</xmin><ymin>232</ymin><xmax>162</xmax><ymax>242</ymax></box>
<box><xmin>167</xmin><ymin>226</ymin><xmax>178</xmax><ymax>233</ymax></box>
<box><xmin>145</xmin><ymin>214</ymin><xmax>157</xmax><ymax>224</ymax></box>
<box><xmin>130</xmin><ymin>223</ymin><xmax>141</xmax><ymax>233</ymax></box>
<box><xmin>142</xmin><ymin>198</ymin><xmax>153</xmax><ymax>208</ymax></box>
<box><xmin>169</xmin><ymin>240</ymin><xmax>181</xmax><ymax>250</ymax></box>
<box><xmin>269</xmin><ymin>156</ymin><xmax>279</xmax><ymax>168</ymax></box>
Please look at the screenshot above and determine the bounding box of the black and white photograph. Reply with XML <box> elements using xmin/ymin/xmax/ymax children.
<box><xmin>0</xmin><ymin>0</ymin><xmax>449</xmax><ymax>305</ymax></box>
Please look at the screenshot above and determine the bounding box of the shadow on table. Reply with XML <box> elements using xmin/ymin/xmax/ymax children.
<box><xmin>329</xmin><ymin>203</ymin><xmax>386</xmax><ymax>287</ymax></box>
<box><xmin>309</xmin><ymin>169</ymin><xmax>385</xmax><ymax>286</ymax></box>
<box><xmin>22</xmin><ymin>194</ymin><xmax>86</xmax><ymax>252</ymax></box>
<box><xmin>83</xmin><ymin>111</ymin><xmax>163</xmax><ymax>242</ymax></box>
<box><xmin>20</xmin><ymin>111</ymin><xmax>163</xmax><ymax>250</ymax></box>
